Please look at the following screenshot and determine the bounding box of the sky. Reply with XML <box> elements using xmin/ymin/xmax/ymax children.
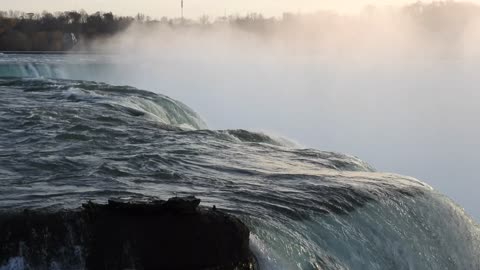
<box><xmin>0</xmin><ymin>0</ymin><xmax>457</xmax><ymax>18</ymax></box>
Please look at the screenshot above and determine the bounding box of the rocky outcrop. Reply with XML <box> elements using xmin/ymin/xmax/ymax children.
<box><xmin>0</xmin><ymin>197</ymin><xmax>256</xmax><ymax>270</ymax></box>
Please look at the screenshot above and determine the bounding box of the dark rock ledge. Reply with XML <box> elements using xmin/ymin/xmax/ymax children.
<box><xmin>0</xmin><ymin>196</ymin><xmax>257</xmax><ymax>270</ymax></box>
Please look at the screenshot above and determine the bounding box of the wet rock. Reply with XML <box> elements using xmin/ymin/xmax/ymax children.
<box><xmin>0</xmin><ymin>197</ymin><xmax>256</xmax><ymax>270</ymax></box>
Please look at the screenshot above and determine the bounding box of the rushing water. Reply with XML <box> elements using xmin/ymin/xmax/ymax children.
<box><xmin>0</xmin><ymin>54</ymin><xmax>479</xmax><ymax>270</ymax></box>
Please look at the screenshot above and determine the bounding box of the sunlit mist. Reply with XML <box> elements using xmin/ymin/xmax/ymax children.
<box><xmin>57</xmin><ymin>2</ymin><xmax>480</xmax><ymax>220</ymax></box>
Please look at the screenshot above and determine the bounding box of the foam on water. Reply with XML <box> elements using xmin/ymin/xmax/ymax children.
<box><xmin>0</xmin><ymin>257</ymin><xmax>26</xmax><ymax>270</ymax></box>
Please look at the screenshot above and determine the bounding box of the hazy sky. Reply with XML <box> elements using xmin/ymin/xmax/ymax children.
<box><xmin>0</xmin><ymin>0</ymin><xmax>457</xmax><ymax>18</ymax></box>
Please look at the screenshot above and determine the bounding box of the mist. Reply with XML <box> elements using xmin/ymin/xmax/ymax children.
<box><xmin>73</xmin><ymin>3</ymin><xmax>480</xmax><ymax>220</ymax></box>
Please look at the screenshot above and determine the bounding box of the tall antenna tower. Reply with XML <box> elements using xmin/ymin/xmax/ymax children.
<box><xmin>181</xmin><ymin>0</ymin><xmax>184</xmax><ymax>21</ymax></box>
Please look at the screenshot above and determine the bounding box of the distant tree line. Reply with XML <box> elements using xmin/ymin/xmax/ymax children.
<box><xmin>1</xmin><ymin>1</ymin><xmax>479</xmax><ymax>51</ymax></box>
<box><xmin>402</xmin><ymin>1</ymin><xmax>480</xmax><ymax>36</ymax></box>
<box><xmin>0</xmin><ymin>10</ymin><xmax>138</xmax><ymax>51</ymax></box>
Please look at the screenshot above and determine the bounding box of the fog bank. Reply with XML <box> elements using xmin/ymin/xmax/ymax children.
<box><xmin>77</xmin><ymin>3</ymin><xmax>480</xmax><ymax>220</ymax></box>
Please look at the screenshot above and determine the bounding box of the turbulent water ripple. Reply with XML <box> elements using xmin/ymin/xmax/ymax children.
<box><xmin>0</xmin><ymin>78</ymin><xmax>479</xmax><ymax>270</ymax></box>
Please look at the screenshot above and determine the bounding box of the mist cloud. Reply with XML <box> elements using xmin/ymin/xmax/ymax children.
<box><xmin>72</xmin><ymin>2</ymin><xmax>480</xmax><ymax>220</ymax></box>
